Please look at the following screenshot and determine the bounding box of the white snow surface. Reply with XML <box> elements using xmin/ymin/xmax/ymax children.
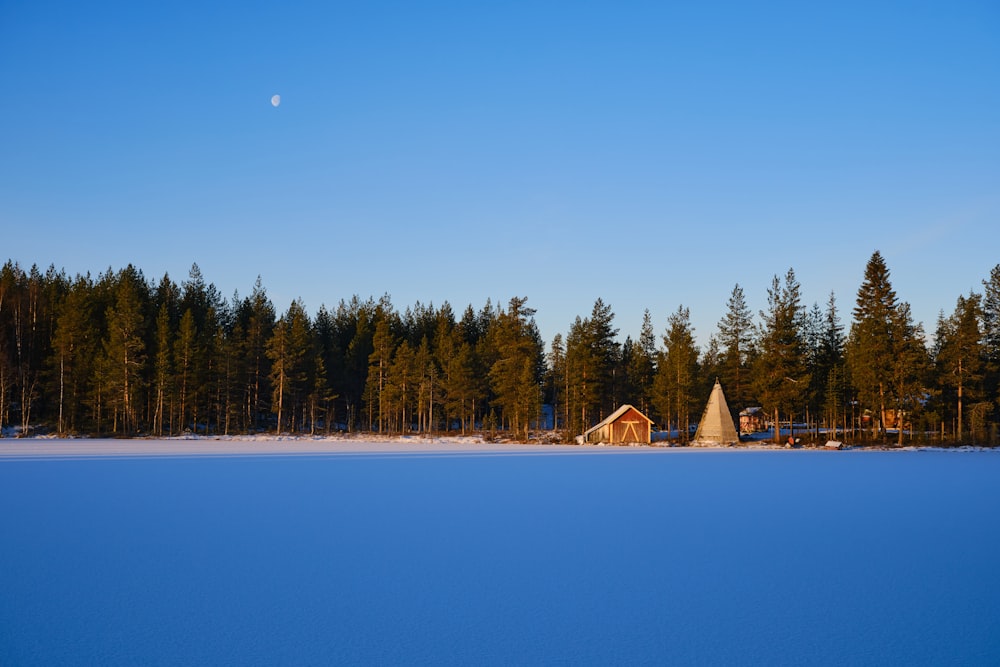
<box><xmin>0</xmin><ymin>434</ymin><xmax>997</xmax><ymax>459</ymax></box>
<box><xmin>0</xmin><ymin>434</ymin><xmax>664</xmax><ymax>459</ymax></box>
<box><xmin>2</xmin><ymin>432</ymin><xmax>999</xmax><ymax>664</ymax></box>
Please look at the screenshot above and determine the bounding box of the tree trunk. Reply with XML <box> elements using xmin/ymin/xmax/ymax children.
<box><xmin>879</xmin><ymin>382</ymin><xmax>887</xmax><ymax>442</ymax></box>
<box><xmin>58</xmin><ymin>354</ymin><xmax>65</xmax><ymax>435</ymax></box>
<box><xmin>275</xmin><ymin>366</ymin><xmax>284</xmax><ymax>434</ymax></box>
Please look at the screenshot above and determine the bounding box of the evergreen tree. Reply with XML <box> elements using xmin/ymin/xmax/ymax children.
<box><xmin>716</xmin><ymin>284</ymin><xmax>755</xmax><ymax>411</ymax></box>
<box><xmin>0</xmin><ymin>262</ymin><xmax>20</xmax><ymax>434</ymax></box>
<box><xmin>307</xmin><ymin>350</ymin><xmax>336</xmax><ymax>435</ymax></box>
<box><xmin>449</xmin><ymin>341</ymin><xmax>480</xmax><ymax>433</ymax></box>
<box><xmin>312</xmin><ymin>305</ymin><xmax>342</xmax><ymax>431</ymax></box>
<box><xmin>588</xmin><ymin>298</ymin><xmax>621</xmax><ymax>416</ymax></box>
<box><xmin>459</xmin><ymin>304</ymin><xmax>483</xmax><ymax>346</ymax></box>
<box><xmin>0</xmin><ymin>263</ymin><xmax>56</xmax><ymax>435</ymax></box>
<box><xmin>488</xmin><ymin>297</ymin><xmax>542</xmax><ymax>441</ymax></box>
<box><xmin>656</xmin><ymin>305</ymin><xmax>700</xmax><ymax>442</ymax></box>
<box><xmin>818</xmin><ymin>293</ymin><xmax>847</xmax><ymax>436</ymax></box>
<box><xmin>820</xmin><ymin>293</ymin><xmax>846</xmax><ymax>370</ymax></box>
<box><xmin>801</xmin><ymin>301</ymin><xmax>829</xmax><ymax>432</ymax></box>
<box><xmin>846</xmin><ymin>251</ymin><xmax>930</xmax><ymax>443</ymax></box>
<box><xmin>462</xmin><ymin>305</ymin><xmax>491</xmax><ymax>430</ymax></box>
<box><xmin>180</xmin><ymin>264</ymin><xmax>204</xmax><ymax>315</ymax></box>
<box><xmin>546</xmin><ymin>333</ymin><xmax>566</xmax><ymax>431</ymax></box>
<box><xmin>846</xmin><ymin>251</ymin><xmax>898</xmax><ymax>438</ymax></box>
<box><xmin>204</xmin><ymin>302</ymin><xmax>233</xmax><ymax>434</ymax></box>
<box><xmin>934</xmin><ymin>293</ymin><xmax>984</xmax><ymax>441</ymax></box>
<box><xmin>178</xmin><ymin>265</ymin><xmax>228</xmax><ymax>433</ymax></box>
<box><xmin>340</xmin><ymin>297</ymin><xmax>376</xmax><ymax>430</ymax></box>
<box><xmin>266</xmin><ymin>300</ymin><xmax>311</xmax><ymax>433</ymax></box>
<box><xmin>564</xmin><ymin>299</ymin><xmax>620</xmax><ymax>433</ymax></box>
<box><xmin>174</xmin><ymin>309</ymin><xmax>199</xmax><ymax>432</ymax></box>
<box><xmin>889</xmin><ymin>303</ymin><xmax>930</xmax><ymax>445</ymax></box>
<box><xmin>699</xmin><ymin>335</ymin><xmax>723</xmax><ymax>401</ymax></box>
<box><xmin>386</xmin><ymin>340</ymin><xmax>418</xmax><ymax>432</ymax></box>
<box><xmin>981</xmin><ymin>264</ymin><xmax>1000</xmax><ymax>424</ymax></box>
<box><xmin>237</xmin><ymin>277</ymin><xmax>275</xmax><ymax>432</ymax></box>
<box><xmin>101</xmin><ymin>267</ymin><xmax>149</xmax><ymax>435</ymax></box>
<box><xmin>565</xmin><ymin>316</ymin><xmax>594</xmax><ymax>434</ymax></box>
<box><xmin>365</xmin><ymin>314</ymin><xmax>396</xmax><ymax>432</ymax></box>
<box><xmin>18</xmin><ymin>265</ymin><xmax>54</xmax><ymax>434</ymax></box>
<box><xmin>650</xmin><ymin>348</ymin><xmax>670</xmax><ymax>431</ymax></box>
<box><xmin>619</xmin><ymin>336</ymin><xmax>637</xmax><ymax>410</ymax></box>
<box><xmin>621</xmin><ymin>310</ymin><xmax>656</xmax><ymax>415</ymax></box>
<box><xmin>286</xmin><ymin>300</ymin><xmax>312</xmax><ymax>431</ymax></box>
<box><xmin>152</xmin><ymin>304</ymin><xmax>173</xmax><ymax>436</ymax></box>
<box><xmin>635</xmin><ymin>310</ymin><xmax>657</xmax><ymax>414</ymax></box>
<box><xmin>753</xmin><ymin>270</ymin><xmax>810</xmax><ymax>443</ymax></box>
<box><xmin>150</xmin><ymin>273</ymin><xmax>180</xmax><ymax>435</ymax></box>
<box><xmin>415</xmin><ymin>336</ymin><xmax>437</xmax><ymax>432</ymax></box>
<box><xmin>49</xmin><ymin>275</ymin><xmax>95</xmax><ymax>435</ymax></box>
<box><xmin>823</xmin><ymin>364</ymin><xmax>849</xmax><ymax>439</ymax></box>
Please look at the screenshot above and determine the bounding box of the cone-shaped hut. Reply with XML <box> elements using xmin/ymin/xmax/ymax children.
<box><xmin>692</xmin><ymin>380</ymin><xmax>739</xmax><ymax>445</ymax></box>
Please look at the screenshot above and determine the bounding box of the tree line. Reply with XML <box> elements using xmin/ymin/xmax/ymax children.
<box><xmin>2</xmin><ymin>251</ymin><xmax>999</xmax><ymax>444</ymax></box>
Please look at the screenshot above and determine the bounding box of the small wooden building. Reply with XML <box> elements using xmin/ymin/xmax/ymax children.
<box><xmin>581</xmin><ymin>404</ymin><xmax>653</xmax><ymax>445</ymax></box>
<box><xmin>739</xmin><ymin>407</ymin><xmax>767</xmax><ymax>434</ymax></box>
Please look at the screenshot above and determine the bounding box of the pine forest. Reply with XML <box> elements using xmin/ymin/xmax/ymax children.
<box><xmin>2</xmin><ymin>251</ymin><xmax>1000</xmax><ymax>446</ymax></box>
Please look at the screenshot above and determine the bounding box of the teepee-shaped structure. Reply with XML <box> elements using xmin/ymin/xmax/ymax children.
<box><xmin>693</xmin><ymin>380</ymin><xmax>739</xmax><ymax>445</ymax></box>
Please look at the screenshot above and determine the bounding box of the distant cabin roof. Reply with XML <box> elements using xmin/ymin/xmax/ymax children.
<box><xmin>582</xmin><ymin>404</ymin><xmax>652</xmax><ymax>438</ymax></box>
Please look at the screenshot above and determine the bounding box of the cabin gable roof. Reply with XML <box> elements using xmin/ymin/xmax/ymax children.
<box><xmin>582</xmin><ymin>404</ymin><xmax>652</xmax><ymax>439</ymax></box>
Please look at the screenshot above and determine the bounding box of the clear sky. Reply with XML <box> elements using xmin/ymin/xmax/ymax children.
<box><xmin>2</xmin><ymin>1</ymin><xmax>998</xmax><ymax>347</ymax></box>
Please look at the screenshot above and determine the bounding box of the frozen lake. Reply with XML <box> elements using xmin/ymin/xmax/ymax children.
<box><xmin>1</xmin><ymin>444</ymin><xmax>998</xmax><ymax>664</ymax></box>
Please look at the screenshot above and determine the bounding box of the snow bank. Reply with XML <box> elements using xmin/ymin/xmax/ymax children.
<box><xmin>1</xmin><ymin>434</ymin><xmax>996</xmax><ymax>459</ymax></box>
<box><xmin>0</xmin><ymin>434</ymin><xmax>668</xmax><ymax>459</ymax></box>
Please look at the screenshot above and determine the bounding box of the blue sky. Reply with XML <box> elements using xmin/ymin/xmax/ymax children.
<box><xmin>2</xmin><ymin>1</ymin><xmax>997</xmax><ymax>347</ymax></box>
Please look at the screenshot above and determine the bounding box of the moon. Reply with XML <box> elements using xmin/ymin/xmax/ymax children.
<box><xmin>270</xmin><ymin>94</ymin><xmax>281</xmax><ymax>107</ymax></box>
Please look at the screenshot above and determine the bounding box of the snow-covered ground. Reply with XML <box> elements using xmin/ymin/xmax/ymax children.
<box><xmin>0</xmin><ymin>433</ymin><xmax>996</xmax><ymax>459</ymax></box>
<box><xmin>0</xmin><ymin>434</ymin><xmax>668</xmax><ymax>459</ymax></box>
<box><xmin>1</xmin><ymin>440</ymin><xmax>998</xmax><ymax>664</ymax></box>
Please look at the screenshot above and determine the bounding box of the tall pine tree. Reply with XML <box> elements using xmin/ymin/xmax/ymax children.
<box><xmin>847</xmin><ymin>251</ymin><xmax>929</xmax><ymax>443</ymax></box>
<box><xmin>716</xmin><ymin>284</ymin><xmax>755</xmax><ymax>411</ymax></box>
<box><xmin>934</xmin><ymin>293</ymin><xmax>984</xmax><ymax>441</ymax></box>
<box><xmin>753</xmin><ymin>270</ymin><xmax>809</xmax><ymax>443</ymax></box>
<box><xmin>488</xmin><ymin>297</ymin><xmax>542</xmax><ymax>442</ymax></box>
<box><xmin>100</xmin><ymin>266</ymin><xmax>148</xmax><ymax>435</ymax></box>
<box><xmin>656</xmin><ymin>305</ymin><xmax>700</xmax><ymax>442</ymax></box>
